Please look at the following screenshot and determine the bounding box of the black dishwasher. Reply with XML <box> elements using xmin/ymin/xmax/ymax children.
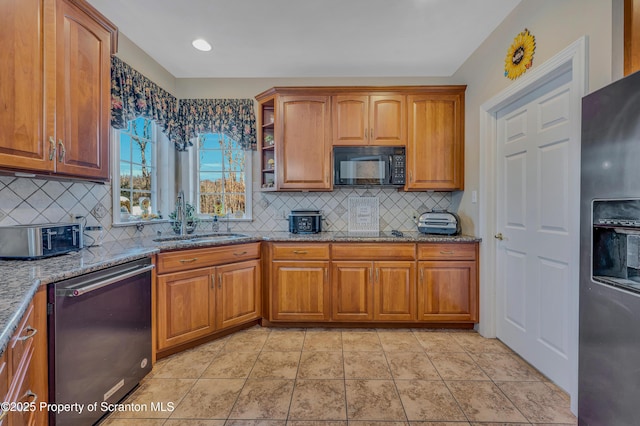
<box><xmin>48</xmin><ymin>257</ymin><xmax>153</xmax><ymax>426</ymax></box>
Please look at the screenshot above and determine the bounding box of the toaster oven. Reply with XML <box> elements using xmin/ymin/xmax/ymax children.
<box><xmin>0</xmin><ymin>223</ymin><xmax>83</xmax><ymax>259</ymax></box>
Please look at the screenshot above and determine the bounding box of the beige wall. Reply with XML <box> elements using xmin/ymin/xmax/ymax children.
<box><xmin>175</xmin><ymin>77</ymin><xmax>454</xmax><ymax>99</ymax></box>
<box><xmin>115</xmin><ymin>34</ymin><xmax>178</xmax><ymax>96</ymax></box>
<box><xmin>453</xmin><ymin>0</ymin><xmax>621</xmax><ymax>234</ymax></box>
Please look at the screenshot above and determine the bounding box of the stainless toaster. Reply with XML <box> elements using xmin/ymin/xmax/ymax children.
<box><xmin>0</xmin><ymin>223</ymin><xmax>83</xmax><ymax>259</ymax></box>
<box><xmin>417</xmin><ymin>211</ymin><xmax>460</xmax><ymax>235</ymax></box>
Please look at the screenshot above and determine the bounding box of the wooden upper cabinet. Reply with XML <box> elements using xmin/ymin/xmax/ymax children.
<box><xmin>54</xmin><ymin>0</ymin><xmax>112</xmax><ymax>180</ymax></box>
<box><xmin>0</xmin><ymin>0</ymin><xmax>52</xmax><ymax>173</ymax></box>
<box><xmin>277</xmin><ymin>95</ymin><xmax>332</xmax><ymax>190</ymax></box>
<box><xmin>0</xmin><ymin>0</ymin><xmax>116</xmax><ymax>181</ymax></box>
<box><xmin>407</xmin><ymin>90</ymin><xmax>465</xmax><ymax>191</ymax></box>
<box><xmin>333</xmin><ymin>94</ymin><xmax>405</xmax><ymax>146</ymax></box>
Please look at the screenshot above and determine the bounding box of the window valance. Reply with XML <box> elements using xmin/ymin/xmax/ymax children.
<box><xmin>111</xmin><ymin>57</ymin><xmax>257</xmax><ymax>151</ymax></box>
<box><xmin>110</xmin><ymin>56</ymin><xmax>183</xmax><ymax>149</ymax></box>
<box><xmin>178</xmin><ymin>99</ymin><xmax>257</xmax><ymax>151</ymax></box>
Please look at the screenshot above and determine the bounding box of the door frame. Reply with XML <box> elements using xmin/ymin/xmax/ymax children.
<box><xmin>478</xmin><ymin>36</ymin><xmax>587</xmax><ymax>413</ymax></box>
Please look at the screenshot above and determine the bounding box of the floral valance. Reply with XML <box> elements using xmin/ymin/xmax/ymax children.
<box><xmin>178</xmin><ymin>99</ymin><xmax>257</xmax><ymax>151</ymax></box>
<box><xmin>110</xmin><ymin>56</ymin><xmax>183</xmax><ymax>149</ymax></box>
<box><xmin>111</xmin><ymin>57</ymin><xmax>257</xmax><ymax>151</ymax></box>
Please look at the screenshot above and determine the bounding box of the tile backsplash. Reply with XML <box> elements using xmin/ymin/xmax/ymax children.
<box><xmin>0</xmin><ymin>175</ymin><xmax>451</xmax><ymax>242</ymax></box>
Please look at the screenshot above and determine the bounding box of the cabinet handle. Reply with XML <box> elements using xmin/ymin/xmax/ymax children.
<box><xmin>440</xmin><ymin>250</ymin><xmax>455</xmax><ymax>255</ymax></box>
<box><xmin>17</xmin><ymin>326</ymin><xmax>37</xmax><ymax>341</ymax></box>
<box><xmin>292</xmin><ymin>250</ymin><xmax>308</xmax><ymax>254</ymax></box>
<box><xmin>369</xmin><ymin>268</ymin><xmax>373</xmax><ymax>283</ymax></box>
<box><xmin>58</xmin><ymin>139</ymin><xmax>66</xmax><ymax>162</ymax></box>
<box><xmin>0</xmin><ymin>408</ymin><xmax>7</xmax><ymax>421</ymax></box>
<box><xmin>22</xmin><ymin>390</ymin><xmax>38</xmax><ymax>404</ymax></box>
<box><xmin>179</xmin><ymin>258</ymin><xmax>198</xmax><ymax>263</ymax></box>
<box><xmin>233</xmin><ymin>251</ymin><xmax>248</xmax><ymax>256</ymax></box>
<box><xmin>376</xmin><ymin>268</ymin><xmax>379</xmax><ymax>282</ymax></box>
<box><xmin>211</xmin><ymin>274</ymin><xmax>215</xmax><ymax>289</ymax></box>
<box><xmin>218</xmin><ymin>274</ymin><xmax>222</xmax><ymax>289</ymax></box>
<box><xmin>370</xmin><ymin>128</ymin><xmax>374</xmax><ymax>140</ymax></box>
<box><xmin>409</xmin><ymin>170</ymin><xmax>413</xmax><ymax>183</ymax></box>
<box><xmin>420</xmin><ymin>268</ymin><xmax>424</xmax><ymax>282</ymax></box>
<box><xmin>365</xmin><ymin>128</ymin><xmax>368</xmax><ymax>139</ymax></box>
<box><xmin>49</xmin><ymin>136</ymin><xmax>56</xmax><ymax>161</ymax></box>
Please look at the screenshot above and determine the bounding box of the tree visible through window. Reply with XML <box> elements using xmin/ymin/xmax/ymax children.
<box><xmin>198</xmin><ymin>133</ymin><xmax>246</xmax><ymax>217</ymax></box>
<box><xmin>119</xmin><ymin>117</ymin><xmax>156</xmax><ymax>218</ymax></box>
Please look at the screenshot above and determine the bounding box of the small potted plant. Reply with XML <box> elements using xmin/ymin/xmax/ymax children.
<box><xmin>169</xmin><ymin>202</ymin><xmax>199</xmax><ymax>234</ymax></box>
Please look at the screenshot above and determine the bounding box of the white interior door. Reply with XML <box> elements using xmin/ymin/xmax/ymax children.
<box><xmin>495</xmin><ymin>69</ymin><xmax>575</xmax><ymax>391</ymax></box>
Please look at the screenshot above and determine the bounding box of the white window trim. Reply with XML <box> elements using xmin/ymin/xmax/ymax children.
<box><xmin>111</xmin><ymin>120</ymin><xmax>175</xmax><ymax>226</ymax></box>
<box><xmin>183</xmin><ymin>135</ymin><xmax>253</xmax><ymax>222</ymax></box>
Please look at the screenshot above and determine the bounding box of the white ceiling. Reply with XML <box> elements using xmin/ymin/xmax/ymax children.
<box><xmin>87</xmin><ymin>0</ymin><xmax>522</xmax><ymax>78</ymax></box>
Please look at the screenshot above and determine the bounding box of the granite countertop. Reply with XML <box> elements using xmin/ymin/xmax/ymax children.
<box><xmin>0</xmin><ymin>230</ymin><xmax>479</xmax><ymax>356</ymax></box>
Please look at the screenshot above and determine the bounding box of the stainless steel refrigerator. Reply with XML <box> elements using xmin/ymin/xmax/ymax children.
<box><xmin>580</xmin><ymin>70</ymin><xmax>640</xmax><ymax>425</ymax></box>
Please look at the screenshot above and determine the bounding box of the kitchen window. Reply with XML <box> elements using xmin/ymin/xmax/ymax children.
<box><xmin>193</xmin><ymin>133</ymin><xmax>252</xmax><ymax>220</ymax></box>
<box><xmin>112</xmin><ymin>117</ymin><xmax>174</xmax><ymax>224</ymax></box>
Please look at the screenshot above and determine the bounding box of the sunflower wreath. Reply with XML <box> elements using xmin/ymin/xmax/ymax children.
<box><xmin>504</xmin><ymin>28</ymin><xmax>536</xmax><ymax>80</ymax></box>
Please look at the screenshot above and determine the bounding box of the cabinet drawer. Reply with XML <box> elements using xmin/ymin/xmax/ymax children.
<box><xmin>157</xmin><ymin>243</ymin><xmax>260</xmax><ymax>274</ymax></box>
<box><xmin>271</xmin><ymin>243</ymin><xmax>330</xmax><ymax>260</ymax></box>
<box><xmin>332</xmin><ymin>243</ymin><xmax>415</xmax><ymax>260</ymax></box>
<box><xmin>418</xmin><ymin>243</ymin><xmax>477</xmax><ymax>260</ymax></box>
<box><xmin>8</xmin><ymin>304</ymin><xmax>36</xmax><ymax>377</ymax></box>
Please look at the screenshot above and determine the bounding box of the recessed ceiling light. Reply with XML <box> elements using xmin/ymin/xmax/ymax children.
<box><xmin>192</xmin><ymin>38</ymin><xmax>212</xmax><ymax>52</ymax></box>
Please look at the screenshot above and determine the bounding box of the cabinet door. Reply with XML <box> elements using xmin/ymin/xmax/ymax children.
<box><xmin>407</xmin><ymin>92</ymin><xmax>464</xmax><ymax>190</ymax></box>
<box><xmin>374</xmin><ymin>261</ymin><xmax>416</xmax><ymax>321</ymax></box>
<box><xmin>418</xmin><ymin>261</ymin><xmax>478</xmax><ymax>322</ymax></box>
<box><xmin>331</xmin><ymin>261</ymin><xmax>374</xmax><ymax>321</ymax></box>
<box><xmin>215</xmin><ymin>259</ymin><xmax>261</xmax><ymax>329</ymax></box>
<box><xmin>332</xmin><ymin>95</ymin><xmax>369</xmax><ymax>145</ymax></box>
<box><xmin>157</xmin><ymin>269</ymin><xmax>216</xmax><ymax>350</ymax></box>
<box><xmin>0</xmin><ymin>0</ymin><xmax>54</xmax><ymax>173</ymax></box>
<box><xmin>54</xmin><ymin>0</ymin><xmax>111</xmax><ymax>180</ymax></box>
<box><xmin>271</xmin><ymin>261</ymin><xmax>330</xmax><ymax>321</ymax></box>
<box><xmin>370</xmin><ymin>95</ymin><xmax>405</xmax><ymax>146</ymax></box>
<box><xmin>277</xmin><ymin>96</ymin><xmax>332</xmax><ymax>190</ymax></box>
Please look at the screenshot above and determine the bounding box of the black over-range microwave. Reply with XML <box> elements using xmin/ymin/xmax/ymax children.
<box><xmin>333</xmin><ymin>146</ymin><xmax>406</xmax><ymax>186</ymax></box>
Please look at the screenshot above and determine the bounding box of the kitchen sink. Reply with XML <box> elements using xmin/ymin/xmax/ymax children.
<box><xmin>153</xmin><ymin>233</ymin><xmax>249</xmax><ymax>243</ymax></box>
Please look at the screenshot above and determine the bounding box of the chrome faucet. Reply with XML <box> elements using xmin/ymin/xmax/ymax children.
<box><xmin>176</xmin><ymin>190</ymin><xmax>187</xmax><ymax>236</ymax></box>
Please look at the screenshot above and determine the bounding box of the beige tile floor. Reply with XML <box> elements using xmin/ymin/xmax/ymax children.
<box><xmin>102</xmin><ymin>326</ymin><xmax>577</xmax><ymax>426</ymax></box>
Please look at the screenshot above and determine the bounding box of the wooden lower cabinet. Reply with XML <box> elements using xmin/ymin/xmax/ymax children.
<box><xmin>156</xmin><ymin>244</ymin><xmax>261</xmax><ymax>351</ymax></box>
<box><xmin>1</xmin><ymin>288</ymin><xmax>47</xmax><ymax>426</ymax></box>
<box><xmin>271</xmin><ymin>261</ymin><xmax>330</xmax><ymax>321</ymax></box>
<box><xmin>417</xmin><ymin>260</ymin><xmax>478</xmax><ymax>322</ymax></box>
<box><xmin>157</xmin><ymin>268</ymin><xmax>216</xmax><ymax>350</ymax></box>
<box><xmin>216</xmin><ymin>259</ymin><xmax>261</xmax><ymax>329</ymax></box>
<box><xmin>332</xmin><ymin>261</ymin><xmax>415</xmax><ymax>321</ymax></box>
